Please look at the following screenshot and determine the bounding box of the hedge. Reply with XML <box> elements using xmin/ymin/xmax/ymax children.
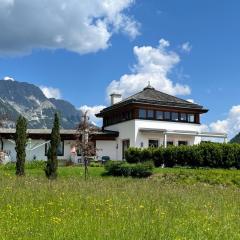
<box><xmin>104</xmin><ymin>161</ymin><xmax>153</xmax><ymax>178</ymax></box>
<box><xmin>125</xmin><ymin>143</ymin><xmax>240</xmax><ymax>169</ymax></box>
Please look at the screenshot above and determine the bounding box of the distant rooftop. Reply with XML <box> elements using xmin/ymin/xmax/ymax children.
<box><xmin>0</xmin><ymin>128</ymin><xmax>119</xmax><ymax>140</ymax></box>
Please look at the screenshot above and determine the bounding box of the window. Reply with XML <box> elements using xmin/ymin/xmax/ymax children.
<box><xmin>139</xmin><ymin>109</ymin><xmax>146</xmax><ymax>119</ymax></box>
<box><xmin>76</xmin><ymin>148</ymin><xmax>82</xmax><ymax>156</ymax></box>
<box><xmin>148</xmin><ymin>140</ymin><xmax>159</xmax><ymax>148</ymax></box>
<box><xmin>167</xmin><ymin>141</ymin><xmax>174</xmax><ymax>146</ymax></box>
<box><xmin>164</xmin><ymin>112</ymin><xmax>171</xmax><ymax>120</ymax></box>
<box><xmin>188</xmin><ymin>114</ymin><xmax>195</xmax><ymax>123</ymax></box>
<box><xmin>171</xmin><ymin>112</ymin><xmax>179</xmax><ymax>121</ymax></box>
<box><xmin>147</xmin><ymin>110</ymin><xmax>154</xmax><ymax>119</ymax></box>
<box><xmin>156</xmin><ymin>111</ymin><xmax>164</xmax><ymax>120</ymax></box>
<box><xmin>180</xmin><ymin>113</ymin><xmax>187</xmax><ymax>121</ymax></box>
<box><xmin>178</xmin><ymin>141</ymin><xmax>188</xmax><ymax>146</ymax></box>
<box><xmin>45</xmin><ymin>141</ymin><xmax>64</xmax><ymax>156</ymax></box>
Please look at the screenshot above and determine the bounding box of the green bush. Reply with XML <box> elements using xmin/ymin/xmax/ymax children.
<box><xmin>104</xmin><ymin>161</ymin><xmax>153</xmax><ymax>178</ymax></box>
<box><xmin>152</xmin><ymin>148</ymin><xmax>164</xmax><ymax>167</ymax></box>
<box><xmin>89</xmin><ymin>162</ymin><xmax>102</xmax><ymax>167</ymax></box>
<box><xmin>131</xmin><ymin>162</ymin><xmax>153</xmax><ymax>178</ymax></box>
<box><xmin>104</xmin><ymin>161</ymin><xmax>123</xmax><ymax>175</ymax></box>
<box><xmin>125</xmin><ymin>148</ymin><xmax>142</xmax><ymax>163</ymax></box>
<box><xmin>125</xmin><ymin>143</ymin><xmax>240</xmax><ymax>169</ymax></box>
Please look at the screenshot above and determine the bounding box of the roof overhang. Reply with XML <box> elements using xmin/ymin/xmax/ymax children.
<box><xmin>0</xmin><ymin>128</ymin><xmax>119</xmax><ymax>141</ymax></box>
<box><xmin>139</xmin><ymin>128</ymin><xmax>227</xmax><ymax>139</ymax></box>
<box><xmin>96</xmin><ymin>100</ymin><xmax>208</xmax><ymax>118</ymax></box>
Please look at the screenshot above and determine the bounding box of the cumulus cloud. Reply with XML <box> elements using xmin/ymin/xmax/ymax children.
<box><xmin>106</xmin><ymin>39</ymin><xmax>191</xmax><ymax>99</ymax></box>
<box><xmin>40</xmin><ymin>86</ymin><xmax>61</xmax><ymax>99</ymax></box>
<box><xmin>210</xmin><ymin>105</ymin><xmax>240</xmax><ymax>138</ymax></box>
<box><xmin>0</xmin><ymin>0</ymin><xmax>139</xmax><ymax>56</ymax></box>
<box><xmin>181</xmin><ymin>42</ymin><xmax>192</xmax><ymax>53</ymax></box>
<box><xmin>199</xmin><ymin>124</ymin><xmax>210</xmax><ymax>133</ymax></box>
<box><xmin>79</xmin><ymin>105</ymin><xmax>106</xmax><ymax>125</ymax></box>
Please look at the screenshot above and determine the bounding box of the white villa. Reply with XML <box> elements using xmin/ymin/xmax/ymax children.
<box><xmin>0</xmin><ymin>84</ymin><xmax>227</xmax><ymax>163</ymax></box>
<box><xmin>95</xmin><ymin>84</ymin><xmax>227</xmax><ymax>160</ymax></box>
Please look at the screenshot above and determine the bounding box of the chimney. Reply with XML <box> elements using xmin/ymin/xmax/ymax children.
<box><xmin>110</xmin><ymin>93</ymin><xmax>122</xmax><ymax>105</ymax></box>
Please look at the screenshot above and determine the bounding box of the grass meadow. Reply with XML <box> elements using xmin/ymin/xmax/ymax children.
<box><xmin>0</xmin><ymin>165</ymin><xmax>240</xmax><ymax>239</ymax></box>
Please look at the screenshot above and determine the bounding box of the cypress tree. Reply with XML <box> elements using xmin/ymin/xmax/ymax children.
<box><xmin>15</xmin><ymin>116</ymin><xmax>28</xmax><ymax>176</ymax></box>
<box><xmin>45</xmin><ymin>113</ymin><xmax>61</xmax><ymax>179</ymax></box>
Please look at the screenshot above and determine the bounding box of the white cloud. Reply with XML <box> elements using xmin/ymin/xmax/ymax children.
<box><xmin>0</xmin><ymin>0</ymin><xmax>139</xmax><ymax>56</ymax></box>
<box><xmin>187</xmin><ymin>99</ymin><xmax>194</xmax><ymax>103</ymax></box>
<box><xmin>199</xmin><ymin>124</ymin><xmax>210</xmax><ymax>133</ymax></box>
<box><xmin>40</xmin><ymin>86</ymin><xmax>61</xmax><ymax>99</ymax></box>
<box><xmin>159</xmin><ymin>38</ymin><xmax>170</xmax><ymax>49</ymax></box>
<box><xmin>106</xmin><ymin>39</ymin><xmax>191</xmax><ymax>99</ymax></box>
<box><xmin>210</xmin><ymin>105</ymin><xmax>240</xmax><ymax>138</ymax></box>
<box><xmin>181</xmin><ymin>42</ymin><xmax>192</xmax><ymax>53</ymax></box>
<box><xmin>3</xmin><ymin>76</ymin><xmax>15</xmax><ymax>81</ymax></box>
<box><xmin>79</xmin><ymin>105</ymin><xmax>106</xmax><ymax>126</ymax></box>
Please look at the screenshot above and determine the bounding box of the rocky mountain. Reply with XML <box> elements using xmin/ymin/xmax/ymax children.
<box><xmin>0</xmin><ymin>80</ymin><xmax>82</xmax><ymax>129</ymax></box>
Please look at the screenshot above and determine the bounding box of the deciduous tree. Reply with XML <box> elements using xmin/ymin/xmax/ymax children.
<box><xmin>76</xmin><ymin>111</ymin><xmax>99</xmax><ymax>180</ymax></box>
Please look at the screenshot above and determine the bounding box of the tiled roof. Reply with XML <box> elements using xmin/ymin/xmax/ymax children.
<box><xmin>97</xmin><ymin>85</ymin><xmax>208</xmax><ymax>115</ymax></box>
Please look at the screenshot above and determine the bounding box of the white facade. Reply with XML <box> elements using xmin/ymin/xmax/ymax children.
<box><xmin>96</xmin><ymin>140</ymin><xmax>117</xmax><ymax>160</ymax></box>
<box><xmin>134</xmin><ymin>119</ymin><xmax>202</xmax><ymax>147</ymax></box>
<box><xmin>96</xmin><ymin>119</ymin><xmax>226</xmax><ymax>161</ymax></box>
<box><xmin>0</xmin><ymin>139</ymin><xmax>78</xmax><ymax>164</ymax></box>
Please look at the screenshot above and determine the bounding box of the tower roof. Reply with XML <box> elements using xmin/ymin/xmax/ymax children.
<box><xmin>96</xmin><ymin>84</ymin><xmax>208</xmax><ymax>116</ymax></box>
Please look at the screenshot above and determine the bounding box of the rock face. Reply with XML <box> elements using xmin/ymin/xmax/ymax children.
<box><xmin>0</xmin><ymin>80</ymin><xmax>81</xmax><ymax>129</ymax></box>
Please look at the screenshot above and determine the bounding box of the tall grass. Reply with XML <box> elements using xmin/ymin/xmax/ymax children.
<box><xmin>0</xmin><ymin>167</ymin><xmax>240</xmax><ymax>239</ymax></box>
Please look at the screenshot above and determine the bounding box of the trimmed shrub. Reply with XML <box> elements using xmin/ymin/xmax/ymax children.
<box><xmin>152</xmin><ymin>148</ymin><xmax>164</xmax><ymax>167</ymax></box>
<box><xmin>125</xmin><ymin>143</ymin><xmax>240</xmax><ymax>169</ymax></box>
<box><xmin>131</xmin><ymin>161</ymin><xmax>153</xmax><ymax>178</ymax></box>
<box><xmin>125</xmin><ymin>148</ymin><xmax>142</xmax><ymax>163</ymax></box>
<box><xmin>163</xmin><ymin>146</ymin><xmax>177</xmax><ymax>167</ymax></box>
<box><xmin>104</xmin><ymin>161</ymin><xmax>153</xmax><ymax>178</ymax></box>
<box><xmin>104</xmin><ymin>161</ymin><xmax>123</xmax><ymax>176</ymax></box>
<box><xmin>141</xmin><ymin>148</ymin><xmax>153</xmax><ymax>162</ymax></box>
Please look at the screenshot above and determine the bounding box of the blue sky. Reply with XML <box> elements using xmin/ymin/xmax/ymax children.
<box><xmin>0</xmin><ymin>0</ymin><xmax>239</xmax><ymax>136</ymax></box>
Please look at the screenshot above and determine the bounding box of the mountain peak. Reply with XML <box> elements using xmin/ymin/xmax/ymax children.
<box><xmin>0</xmin><ymin>80</ymin><xmax>81</xmax><ymax>129</ymax></box>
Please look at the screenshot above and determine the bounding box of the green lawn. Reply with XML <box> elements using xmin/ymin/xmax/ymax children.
<box><xmin>0</xmin><ymin>166</ymin><xmax>240</xmax><ymax>239</ymax></box>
